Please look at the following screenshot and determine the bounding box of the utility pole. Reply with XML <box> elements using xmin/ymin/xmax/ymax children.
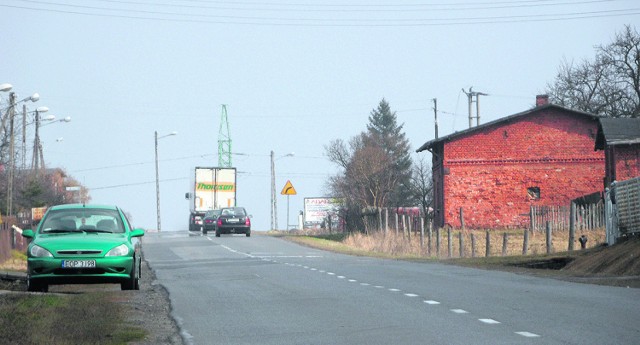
<box><xmin>432</xmin><ymin>98</ymin><xmax>438</xmax><ymax>139</ymax></box>
<box><xmin>462</xmin><ymin>87</ymin><xmax>488</xmax><ymax>128</ymax></box>
<box><xmin>270</xmin><ymin>150</ymin><xmax>277</xmax><ymax>230</ymax></box>
<box><xmin>6</xmin><ymin>92</ymin><xmax>16</xmax><ymax>216</ymax></box>
<box><xmin>31</xmin><ymin>108</ymin><xmax>42</xmax><ymax>174</ymax></box>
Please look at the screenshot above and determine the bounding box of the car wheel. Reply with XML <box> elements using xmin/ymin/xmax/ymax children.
<box><xmin>216</xmin><ymin>231</ymin><xmax>221</xmax><ymax>237</ymax></box>
<box><xmin>27</xmin><ymin>277</ymin><xmax>48</xmax><ymax>292</ymax></box>
<box><xmin>246</xmin><ymin>232</ymin><xmax>251</xmax><ymax>237</ymax></box>
<box><xmin>203</xmin><ymin>228</ymin><xmax>208</xmax><ymax>235</ymax></box>
<box><xmin>122</xmin><ymin>260</ymin><xmax>137</xmax><ymax>291</ymax></box>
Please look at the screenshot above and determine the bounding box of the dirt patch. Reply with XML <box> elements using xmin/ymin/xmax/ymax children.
<box><xmin>562</xmin><ymin>236</ymin><xmax>640</xmax><ymax>276</ymax></box>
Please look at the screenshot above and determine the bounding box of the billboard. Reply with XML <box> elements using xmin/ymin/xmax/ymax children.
<box><xmin>304</xmin><ymin>197</ymin><xmax>344</xmax><ymax>226</ymax></box>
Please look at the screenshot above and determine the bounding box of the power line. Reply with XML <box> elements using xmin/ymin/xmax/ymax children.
<box><xmin>3</xmin><ymin>1</ymin><xmax>638</xmax><ymax>27</ymax></box>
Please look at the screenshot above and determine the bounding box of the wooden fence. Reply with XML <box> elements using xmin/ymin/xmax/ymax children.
<box><xmin>530</xmin><ymin>203</ymin><xmax>605</xmax><ymax>232</ymax></box>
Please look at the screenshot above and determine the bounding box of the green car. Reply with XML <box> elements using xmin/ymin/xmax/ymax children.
<box><xmin>21</xmin><ymin>204</ymin><xmax>145</xmax><ymax>292</ymax></box>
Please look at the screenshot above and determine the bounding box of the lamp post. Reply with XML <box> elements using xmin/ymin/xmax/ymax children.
<box><xmin>270</xmin><ymin>151</ymin><xmax>294</xmax><ymax>230</ymax></box>
<box><xmin>32</xmin><ymin>114</ymin><xmax>70</xmax><ymax>174</ymax></box>
<box><xmin>4</xmin><ymin>91</ymin><xmax>40</xmax><ymax>216</ymax></box>
<box><xmin>155</xmin><ymin>130</ymin><xmax>177</xmax><ymax>232</ymax></box>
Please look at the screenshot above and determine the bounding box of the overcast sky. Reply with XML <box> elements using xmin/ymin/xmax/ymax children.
<box><xmin>2</xmin><ymin>0</ymin><xmax>638</xmax><ymax>231</ymax></box>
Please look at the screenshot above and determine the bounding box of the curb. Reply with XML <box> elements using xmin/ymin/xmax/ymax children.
<box><xmin>0</xmin><ymin>271</ymin><xmax>27</xmax><ymax>282</ymax></box>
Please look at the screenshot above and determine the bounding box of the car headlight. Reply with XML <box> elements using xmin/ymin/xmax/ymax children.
<box><xmin>105</xmin><ymin>244</ymin><xmax>130</xmax><ymax>257</ymax></box>
<box><xmin>30</xmin><ymin>245</ymin><xmax>53</xmax><ymax>258</ymax></box>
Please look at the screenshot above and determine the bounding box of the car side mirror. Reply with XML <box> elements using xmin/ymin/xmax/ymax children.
<box><xmin>130</xmin><ymin>228</ymin><xmax>145</xmax><ymax>238</ymax></box>
<box><xmin>21</xmin><ymin>229</ymin><xmax>35</xmax><ymax>239</ymax></box>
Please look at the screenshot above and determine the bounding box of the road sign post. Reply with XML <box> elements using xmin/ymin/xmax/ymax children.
<box><xmin>281</xmin><ymin>180</ymin><xmax>297</xmax><ymax>230</ymax></box>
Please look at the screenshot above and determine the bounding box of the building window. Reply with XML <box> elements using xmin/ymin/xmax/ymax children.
<box><xmin>528</xmin><ymin>187</ymin><xmax>540</xmax><ymax>200</ymax></box>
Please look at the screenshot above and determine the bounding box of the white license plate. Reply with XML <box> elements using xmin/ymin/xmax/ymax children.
<box><xmin>62</xmin><ymin>260</ymin><xmax>96</xmax><ymax>268</ymax></box>
<box><xmin>228</xmin><ymin>218</ymin><xmax>239</xmax><ymax>223</ymax></box>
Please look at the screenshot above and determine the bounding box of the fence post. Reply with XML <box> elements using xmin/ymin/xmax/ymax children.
<box><xmin>459</xmin><ymin>231</ymin><xmax>464</xmax><ymax>258</ymax></box>
<box><xmin>378</xmin><ymin>207</ymin><xmax>382</xmax><ymax>233</ymax></box>
<box><xmin>420</xmin><ymin>216</ymin><xmax>424</xmax><ymax>251</ymax></box>
<box><xmin>460</xmin><ymin>207</ymin><xmax>465</xmax><ymax>230</ymax></box>
<box><xmin>395</xmin><ymin>212</ymin><xmax>399</xmax><ymax>236</ymax></box>
<box><xmin>530</xmin><ymin>206</ymin><xmax>534</xmax><ymax>233</ymax></box>
<box><xmin>447</xmin><ymin>228</ymin><xmax>452</xmax><ymax>258</ymax></box>
<box><xmin>546</xmin><ymin>221</ymin><xmax>552</xmax><ymax>254</ymax></box>
<box><xmin>569</xmin><ymin>202</ymin><xmax>576</xmax><ymax>251</ymax></box>
<box><xmin>428</xmin><ymin>224</ymin><xmax>432</xmax><ymax>256</ymax></box>
<box><xmin>436</xmin><ymin>227</ymin><xmax>441</xmax><ymax>258</ymax></box>
<box><xmin>471</xmin><ymin>233</ymin><xmax>476</xmax><ymax>258</ymax></box>
<box><xmin>502</xmin><ymin>232</ymin><xmax>508</xmax><ymax>256</ymax></box>
<box><xmin>523</xmin><ymin>229</ymin><xmax>529</xmax><ymax>255</ymax></box>
<box><xmin>403</xmin><ymin>215</ymin><xmax>408</xmax><ymax>239</ymax></box>
<box><xmin>407</xmin><ymin>215</ymin><xmax>412</xmax><ymax>242</ymax></box>
<box><xmin>485</xmin><ymin>230</ymin><xmax>491</xmax><ymax>257</ymax></box>
<box><xmin>384</xmin><ymin>208</ymin><xmax>389</xmax><ymax>236</ymax></box>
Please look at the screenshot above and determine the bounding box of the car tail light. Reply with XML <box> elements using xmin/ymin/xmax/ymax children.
<box><xmin>205</xmin><ymin>219</ymin><xmax>213</xmax><ymax>224</ymax></box>
<box><xmin>245</xmin><ymin>217</ymin><xmax>251</xmax><ymax>226</ymax></box>
<box><xmin>217</xmin><ymin>219</ymin><xmax>222</xmax><ymax>226</ymax></box>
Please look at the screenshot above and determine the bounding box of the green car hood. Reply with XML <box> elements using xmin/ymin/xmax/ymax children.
<box><xmin>33</xmin><ymin>233</ymin><xmax>133</xmax><ymax>255</ymax></box>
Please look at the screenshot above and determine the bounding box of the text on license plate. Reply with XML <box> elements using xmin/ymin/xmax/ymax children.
<box><xmin>62</xmin><ymin>260</ymin><xmax>96</xmax><ymax>268</ymax></box>
<box><xmin>228</xmin><ymin>218</ymin><xmax>239</xmax><ymax>223</ymax></box>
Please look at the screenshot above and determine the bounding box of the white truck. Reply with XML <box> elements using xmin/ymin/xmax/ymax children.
<box><xmin>185</xmin><ymin>167</ymin><xmax>237</xmax><ymax>231</ymax></box>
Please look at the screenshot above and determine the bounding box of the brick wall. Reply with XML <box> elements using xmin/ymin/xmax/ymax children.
<box><xmin>614</xmin><ymin>145</ymin><xmax>640</xmax><ymax>181</ymax></box>
<box><xmin>441</xmin><ymin>109</ymin><xmax>604</xmax><ymax>228</ymax></box>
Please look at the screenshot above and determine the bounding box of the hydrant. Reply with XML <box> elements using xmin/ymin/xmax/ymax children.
<box><xmin>578</xmin><ymin>235</ymin><xmax>588</xmax><ymax>249</ymax></box>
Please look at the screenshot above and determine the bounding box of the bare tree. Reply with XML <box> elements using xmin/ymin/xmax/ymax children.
<box><xmin>546</xmin><ymin>25</ymin><xmax>640</xmax><ymax>118</ymax></box>
<box><xmin>409</xmin><ymin>156</ymin><xmax>433</xmax><ymax>217</ymax></box>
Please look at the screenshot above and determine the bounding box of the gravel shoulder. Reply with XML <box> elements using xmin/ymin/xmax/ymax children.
<box><xmin>123</xmin><ymin>259</ymin><xmax>184</xmax><ymax>345</ymax></box>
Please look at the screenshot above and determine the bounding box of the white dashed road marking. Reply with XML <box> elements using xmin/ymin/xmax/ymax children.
<box><xmin>516</xmin><ymin>332</ymin><xmax>540</xmax><ymax>338</ymax></box>
<box><xmin>216</xmin><ymin>241</ymin><xmax>541</xmax><ymax>340</ymax></box>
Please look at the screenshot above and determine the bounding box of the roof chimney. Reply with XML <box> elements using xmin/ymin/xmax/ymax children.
<box><xmin>536</xmin><ymin>94</ymin><xmax>549</xmax><ymax>107</ymax></box>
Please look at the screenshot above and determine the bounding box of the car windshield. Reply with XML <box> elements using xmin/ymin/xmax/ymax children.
<box><xmin>205</xmin><ymin>210</ymin><xmax>220</xmax><ymax>218</ymax></box>
<box><xmin>222</xmin><ymin>208</ymin><xmax>246</xmax><ymax>217</ymax></box>
<box><xmin>40</xmin><ymin>208</ymin><xmax>125</xmax><ymax>233</ymax></box>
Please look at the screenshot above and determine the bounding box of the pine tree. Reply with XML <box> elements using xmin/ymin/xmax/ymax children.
<box><xmin>364</xmin><ymin>99</ymin><xmax>413</xmax><ymax>207</ymax></box>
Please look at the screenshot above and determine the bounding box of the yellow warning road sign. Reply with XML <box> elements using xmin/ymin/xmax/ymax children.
<box><xmin>281</xmin><ymin>180</ymin><xmax>297</xmax><ymax>195</ymax></box>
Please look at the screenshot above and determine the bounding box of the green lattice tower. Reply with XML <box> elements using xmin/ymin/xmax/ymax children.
<box><xmin>218</xmin><ymin>104</ymin><xmax>232</xmax><ymax>167</ymax></box>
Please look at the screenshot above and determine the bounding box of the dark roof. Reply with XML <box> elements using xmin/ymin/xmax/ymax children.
<box><xmin>416</xmin><ymin>104</ymin><xmax>599</xmax><ymax>153</ymax></box>
<box><xmin>595</xmin><ymin>117</ymin><xmax>640</xmax><ymax>150</ymax></box>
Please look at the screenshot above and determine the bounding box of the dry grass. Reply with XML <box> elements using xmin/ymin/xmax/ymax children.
<box><xmin>0</xmin><ymin>292</ymin><xmax>145</xmax><ymax>345</ymax></box>
<box><xmin>339</xmin><ymin>228</ymin><xmax>606</xmax><ymax>259</ymax></box>
<box><xmin>0</xmin><ymin>250</ymin><xmax>27</xmax><ymax>271</ymax></box>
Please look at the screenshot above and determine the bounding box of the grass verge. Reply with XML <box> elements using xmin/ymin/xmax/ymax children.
<box><xmin>0</xmin><ymin>253</ymin><xmax>147</xmax><ymax>345</ymax></box>
<box><xmin>0</xmin><ymin>292</ymin><xmax>146</xmax><ymax>345</ymax></box>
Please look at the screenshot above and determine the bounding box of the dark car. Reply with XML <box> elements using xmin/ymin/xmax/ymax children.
<box><xmin>216</xmin><ymin>207</ymin><xmax>251</xmax><ymax>237</ymax></box>
<box><xmin>202</xmin><ymin>209</ymin><xmax>221</xmax><ymax>235</ymax></box>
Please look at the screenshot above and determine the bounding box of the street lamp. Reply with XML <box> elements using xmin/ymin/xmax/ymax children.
<box><xmin>270</xmin><ymin>151</ymin><xmax>294</xmax><ymax>230</ymax></box>
<box><xmin>155</xmin><ymin>130</ymin><xmax>177</xmax><ymax>232</ymax></box>
<box><xmin>40</xmin><ymin>116</ymin><xmax>71</xmax><ymax>127</ymax></box>
<box><xmin>5</xmin><ymin>93</ymin><xmax>40</xmax><ymax>216</ymax></box>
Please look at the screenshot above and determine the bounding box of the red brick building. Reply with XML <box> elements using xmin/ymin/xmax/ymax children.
<box><xmin>417</xmin><ymin>96</ymin><xmax>605</xmax><ymax>229</ymax></box>
<box><xmin>595</xmin><ymin>118</ymin><xmax>640</xmax><ymax>186</ymax></box>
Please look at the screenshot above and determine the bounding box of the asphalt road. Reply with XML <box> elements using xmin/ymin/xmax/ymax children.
<box><xmin>142</xmin><ymin>231</ymin><xmax>640</xmax><ymax>345</ymax></box>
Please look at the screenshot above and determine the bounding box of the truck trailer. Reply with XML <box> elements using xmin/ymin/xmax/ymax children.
<box><xmin>185</xmin><ymin>167</ymin><xmax>236</xmax><ymax>231</ymax></box>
